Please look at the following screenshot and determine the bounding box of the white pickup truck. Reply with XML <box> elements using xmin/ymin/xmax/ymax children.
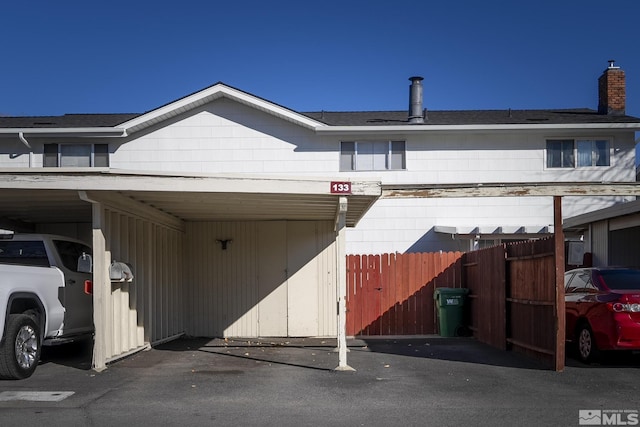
<box><xmin>0</xmin><ymin>233</ymin><xmax>93</xmax><ymax>380</ymax></box>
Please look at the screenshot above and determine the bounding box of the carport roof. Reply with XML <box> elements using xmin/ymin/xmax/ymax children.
<box><xmin>0</xmin><ymin>170</ymin><xmax>380</xmax><ymax>230</ymax></box>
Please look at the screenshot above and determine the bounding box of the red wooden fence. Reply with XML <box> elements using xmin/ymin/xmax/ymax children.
<box><xmin>346</xmin><ymin>235</ymin><xmax>564</xmax><ymax>370</ymax></box>
<box><xmin>346</xmin><ymin>252</ymin><xmax>463</xmax><ymax>336</ymax></box>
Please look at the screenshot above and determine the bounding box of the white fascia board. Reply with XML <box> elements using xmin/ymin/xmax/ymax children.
<box><xmin>0</xmin><ymin>170</ymin><xmax>381</xmax><ymax>196</ymax></box>
<box><xmin>119</xmin><ymin>84</ymin><xmax>326</xmax><ymax>134</ymax></box>
<box><xmin>315</xmin><ymin>122</ymin><xmax>640</xmax><ymax>134</ymax></box>
<box><xmin>0</xmin><ymin>128</ymin><xmax>126</xmax><ymax>137</ymax></box>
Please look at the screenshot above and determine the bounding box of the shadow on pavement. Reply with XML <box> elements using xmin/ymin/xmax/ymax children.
<box><xmin>39</xmin><ymin>339</ymin><xmax>93</xmax><ymax>371</ymax></box>
<box><xmin>156</xmin><ymin>337</ymin><xmax>341</xmax><ymax>371</ymax></box>
<box><xmin>358</xmin><ymin>337</ymin><xmax>640</xmax><ymax>370</ymax></box>
<box><xmin>564</xmin><ymin>346</ymin><xmax>640</xmax><ymax>369</ymax></box>
<box><xmin>39</xmin><ymin>336</ymin><xmax>638</xmax><ymax>373</ymax></box>
<box><xmin>157</xmin><ymin>336</ymin><xmax>550</xmax><ymax>371</ymax></box>
<box><xmin>355</xmin><ymin>336</ymin><xmax>550</xmax><ymax>370</ymax></box>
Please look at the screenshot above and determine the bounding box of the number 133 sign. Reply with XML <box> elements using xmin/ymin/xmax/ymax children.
<box><xmin>330</xmin><ymin>181</ymin><xmax>351</xmax><ymax>194</ymax></box>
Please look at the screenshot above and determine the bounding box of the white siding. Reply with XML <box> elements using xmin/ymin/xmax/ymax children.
<box><xmin>184</xmin><ymin>220</ymin><xmax>337</xmax><ymax>338</ymax></box>
<box><xmin>0</xmin><ymin>139</ymin><xmax>30</xmax><ymax>167</ymax></box>
<box><xmin>185</xmin><ymin>221</ymin><xmax>259</xmax><ymax>337</ymax></box>
<box><xmin>109</xmin><ymin>102</ymin><xmax>638</xmax><ymax>254</ymax></box>
<box><xmin>5</xmin><ymin>97</ymin><xmax>636</xmax><ymax>256</ymax></box>
<box><xmin>257</xmin><ymin>222</ymin><xmax>287</xmax><ymax>336</ymax></box>
<box><xmin>112</xmin><ymin>99</ymin><xmax>335</xmax><ymax>175</ymax></box>
<box><xmin>97</xmin><ymin>207</ymin><xmax>184</xmax><ymax>363</ymax></box>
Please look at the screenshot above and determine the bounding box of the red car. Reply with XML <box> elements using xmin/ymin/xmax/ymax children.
<box><xmin>564</xmin><ymin>267</ymin><xmax>640</xmax><ymax>362</ymax></box>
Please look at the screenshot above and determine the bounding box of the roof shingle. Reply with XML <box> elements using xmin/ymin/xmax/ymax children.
<box><xmin>0</xmin><ymin>113</ymin><xmax>140</xmax><ymax>128</ymax></box>
<box><xmin>1</xmin><ymin>108</ymin><xmax>639</xmax><ymax>129</ymax></box>
<box><xmin>301</xmin><ymin>108</ymin><xmax>640</xmax><ymax>126</ymax></box>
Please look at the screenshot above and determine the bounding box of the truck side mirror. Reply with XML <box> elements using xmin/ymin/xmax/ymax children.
<box><xmin>77</xmin><ymin>252</ymin><xmax>93</xmax><ymax>273</ymax></box>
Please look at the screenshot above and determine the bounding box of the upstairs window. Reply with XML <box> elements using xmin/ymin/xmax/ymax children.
<box><xmin>546</xmin><ymin>139</ymin><xmax>610</xmax><ymax>168</ymax></box>
<box><xmin>340</xmin><ymin>141</ymin><xmax>406</xmax><ymax>171</ymax></box>
<box><xmin>44</xmin><ymin>143</ymin><xmax>109</xmax><ymax>168</ymax></box>
<box><xmin>577</xmin><ymin>140</ymin><xmax>610</xmax><ymax>167</ymax></box>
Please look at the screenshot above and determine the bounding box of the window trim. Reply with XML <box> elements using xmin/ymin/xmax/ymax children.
<box><xmin>545</xmin><ymin>137</ymin><xmax>612</xmax><ymax>170</ymax></box>
<box><xmin>340</xmin><ymin>140</ymin><xmax>406</xmax><ymax>172</ymax></box>
<box><xmin>43</xmin><ymin>143</ymin><xmax>110</xmax><ymax>168</ymax></box>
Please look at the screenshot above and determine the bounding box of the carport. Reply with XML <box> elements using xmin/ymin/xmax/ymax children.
<box><xmin>0</xmin><ymin>170</ymin><xmax>380</xmax><ymax>371</ymax></box>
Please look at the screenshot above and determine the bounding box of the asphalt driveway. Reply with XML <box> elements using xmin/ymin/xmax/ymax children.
<box><xmin>0</xmin><ymin>336</ymin><xmax>639</xmax><ymax>426</ymax></box>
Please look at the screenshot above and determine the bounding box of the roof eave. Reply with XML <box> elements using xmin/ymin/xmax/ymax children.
<box><xmin>0</xmin><ymin>128</ymin><xmax>127</xmax><ymax>137</ymax></box>
<box><xmin>314</xmin><ymin>122</ymin><xmax>640</xmax><ymax>134</ymax></box>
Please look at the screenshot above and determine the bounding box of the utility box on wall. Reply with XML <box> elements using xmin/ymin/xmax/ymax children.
<box><xmin>109</xmin><ymin>261</ymin><xmax>134</xmax><ymax>282</ymax></box>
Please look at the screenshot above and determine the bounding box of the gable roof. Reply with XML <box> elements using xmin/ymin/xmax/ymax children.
<box><xmin>1</xmin><ymin>82</ymin><xmax>640</xmax><ymax>136</ymax></box>
<box><xmin>117</xmin><ymin>82</ymin><xmax>325</xmax><ymax>134</ymax></box>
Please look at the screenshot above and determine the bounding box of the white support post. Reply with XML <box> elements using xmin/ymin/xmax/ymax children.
<box><xmin>79</xmin><ymin>191</ymin><xmax>109</xmax><ymax>372</ymax></box>
<box><xmin>91</xmin><ymin>203</ymin><xmax>108</xmax><ymax>371</ymax></box>
<box><xmin>335</xmin><ymin>197</ymin><xmax>355</xmax><ymax>371</ymax></box>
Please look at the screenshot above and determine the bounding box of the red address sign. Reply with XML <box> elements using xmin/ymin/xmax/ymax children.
<box><xmin>330</xmin><ymin>181</ymin><xmax>352</xmax><ymax>194</ymax></box>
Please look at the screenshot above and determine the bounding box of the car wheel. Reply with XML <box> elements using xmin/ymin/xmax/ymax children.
<box><xmin>577</xmin><ymin>323</ymin><xmax>599</xmax><ymax>363</ymax></box>
<box><xmin>0</xmin><ymin>314</ymin><xmax>42</xmax><ymax>380</ymax></box>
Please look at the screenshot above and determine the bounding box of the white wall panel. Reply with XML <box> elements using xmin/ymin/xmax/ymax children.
<box><xmin>287</xmin><ymin>222</ymin><xmax>320</xmax><ymax>336</ymax></box>
<box><xmin>257</xmin><ymin>222</ymin><xmax>287</xmax><ymax>336</ymax></box>
<box><xmin>98</xmin><ymin>206</ymin><xmax>184</xmax><ymax>363</ymax></box>
<box><xmin>113</xmin><ymin>100</ymin><xmax>334</xmax><ymax>176</ymax></box>
<box><xmin>184</xmin><ymin>220</ymin><xmax>337</xmax><ymax>338</ymax></box>
<box><xmin>185</xmin><ymin>222</ymin><xmax>260</xmax><ymax>337</ymax></box>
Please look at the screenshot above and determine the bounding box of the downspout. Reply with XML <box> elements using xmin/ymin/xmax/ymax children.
<box><xmin>18</xmin><ymin>132</ymin><xmax>33</xmax><ymax>167</ymax></box>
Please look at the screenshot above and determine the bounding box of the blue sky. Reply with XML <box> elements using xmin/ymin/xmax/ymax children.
<box><xmin>1</xmin><ymin>0</ymin><xmax>640</xmax><ymax>119</ymax></box>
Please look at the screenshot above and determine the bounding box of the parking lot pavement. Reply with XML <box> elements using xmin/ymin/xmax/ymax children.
<box><xmin>1</xmin><ymin>336</ymin><xmax>639</xmax><ymax>426</ymax></box>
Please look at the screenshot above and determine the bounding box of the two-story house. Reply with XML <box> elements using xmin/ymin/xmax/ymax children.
<box><xmin>2</xmin><ymin>62</ymin><xmax>638</xmax><ymax>255</ymax></box>
<box><xmin>0</xmin><ymin>61</ymin><xmax>638</xmax><ymax>369</ymax></box>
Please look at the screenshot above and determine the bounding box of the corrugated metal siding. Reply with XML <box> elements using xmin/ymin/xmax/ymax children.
<box><xmin>102</xmin><ymin>208</ymin><xmax>184</xmax><ymax>361</ymax></box>
<box><xmin>591</xmin><ymin>221</ymin><xmax>609</xmax><ymax>267</ymax></box>
<box><xmin>184</xmin><ymin>221</ymin><xmax>337</xmax><ymax>338</ymax></box>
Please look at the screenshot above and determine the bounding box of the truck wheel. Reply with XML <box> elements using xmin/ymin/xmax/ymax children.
<box><xmin>0</xmin><ymin>314</ymin><xmax>42</xmax><ymax>380</ymax></box>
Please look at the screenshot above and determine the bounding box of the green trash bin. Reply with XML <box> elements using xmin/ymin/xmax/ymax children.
<box><xmin>434</xmin><ymin>287</ymin><xmax>469</xmax><ymax>337</ymax></box>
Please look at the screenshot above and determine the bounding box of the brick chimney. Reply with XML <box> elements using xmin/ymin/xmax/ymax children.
<box><xmin>598</xmin><ymin>60</ymin><xmax>625</xmax><ymax>115</ymax></box>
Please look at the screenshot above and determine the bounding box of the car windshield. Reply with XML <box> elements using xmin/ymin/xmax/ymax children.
<box><xmin>599</xmin><ymin>269</ymin><xmax>640</xmax><ymax>290</ymax></box>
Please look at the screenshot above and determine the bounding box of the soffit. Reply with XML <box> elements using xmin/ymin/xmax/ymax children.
<box><xmin>0</xmin><ymin>171</ymin><xmax>380</xmax><ymax>229</ymax></box>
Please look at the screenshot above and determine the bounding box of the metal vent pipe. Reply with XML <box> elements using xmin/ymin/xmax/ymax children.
<box><xmin>408</xmin><ymin>76</ymin><xmax>425</xmax><ymax>124</ymax></box>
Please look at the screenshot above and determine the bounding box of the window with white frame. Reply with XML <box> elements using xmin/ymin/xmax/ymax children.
<box><xmin>340</xmin><ymin>140</ymin><xmax>406</xmax><ymax>171</ymax></box>
<box><xmin>546</xmin><ymin>139</ymin><xmax>610</xmax><ymax>168</ymax></box>
<box><xmin>43</xmin><ymin>143</ymin><xmax>109</xmax><ymax>168</ymax></box>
